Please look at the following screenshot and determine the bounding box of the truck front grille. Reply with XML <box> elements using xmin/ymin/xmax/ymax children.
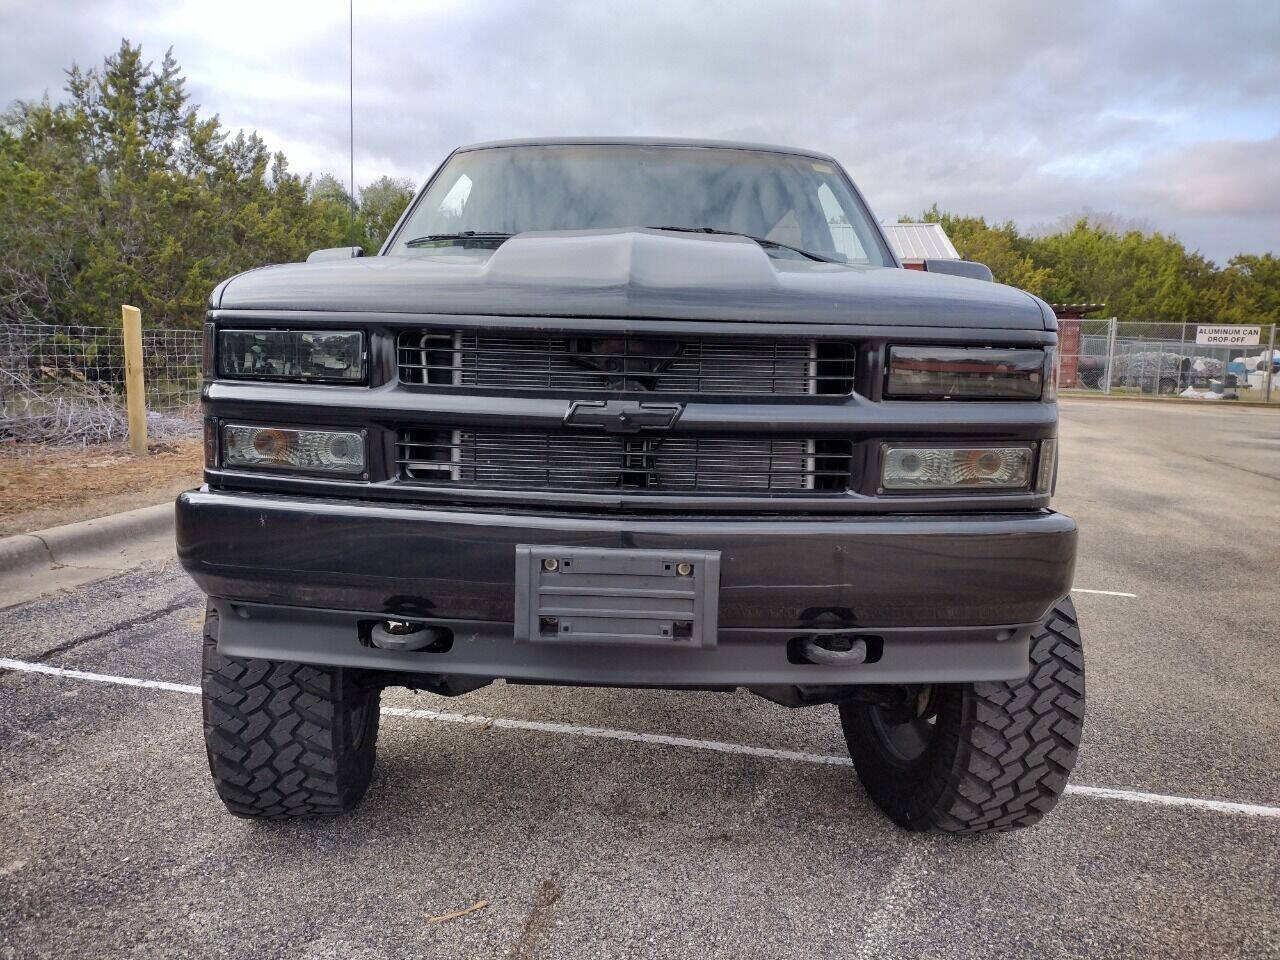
<box><xmin>397</xmin><ymin>429</ymin><xmax>853</xmax><ymax>493</ymax></box>
<box><xmin>397</xmin><ymin>330</ymin><xmax>853</xmax><ymax>397</ymax></box>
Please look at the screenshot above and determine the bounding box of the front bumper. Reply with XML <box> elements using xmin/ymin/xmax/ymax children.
<box><xmin>176</xmin><ymin>489</ymin><xmax>1077</xmax><ymax>686</ymax></box>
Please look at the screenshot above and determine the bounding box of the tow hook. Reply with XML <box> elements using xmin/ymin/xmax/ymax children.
<box><xmin>370</xmin><ymin>620</ymin><xmax>451</xmax><ymax>652</ymax></box>
<box><xmin>797</xmin><ymin>633</ymin><xmax>868</xmax><ymax>666</ymax></box>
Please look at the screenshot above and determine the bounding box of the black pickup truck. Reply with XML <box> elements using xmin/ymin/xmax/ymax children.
<box><xmin>178</xmin><ymin>138</ymin><xmax>1083</xmax><ymax>834</ymax></box>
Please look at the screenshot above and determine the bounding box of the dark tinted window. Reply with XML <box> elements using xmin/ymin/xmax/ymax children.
<box><xmin>392</xmin><ymin>144</ymin><xmax>889</xmax><ymax>265</ymax></box>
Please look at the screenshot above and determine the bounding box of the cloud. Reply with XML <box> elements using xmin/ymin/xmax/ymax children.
<box><xmin>2</xmin><ymin>0</ymin><xmax>1277</xmax><ymax>261</ymax></box>
<box><xmin>1144</xmin><ymin>135</ymin><xmax>1280</xmax><ymax>219</ymax></box>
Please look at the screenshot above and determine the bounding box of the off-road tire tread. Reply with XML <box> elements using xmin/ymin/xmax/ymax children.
<box><xmin>201</xmin><ymin>603</ymin><xmax>379</xmax><ymax>819</ymax></box>
<box><xmin>841</xmin><ymin>598</ymin><xmax>1084</xmax><ymax>834</ymax></box>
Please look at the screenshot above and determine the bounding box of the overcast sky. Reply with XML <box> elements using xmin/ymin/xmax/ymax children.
<box><xmin>3</xmin><ymin>0</ymin><xmax>1277</xmax><ymax>262</ymax></box>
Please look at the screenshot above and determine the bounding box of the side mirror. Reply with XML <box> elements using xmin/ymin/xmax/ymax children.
<box><xmin>921</xmin><ymin>259</ymin><xmax>993</xmax><ymax>282</ymax></box>
<box><xmin>306</xmin><ymin>246</ymin><xmax>365</xmax><ymax>263</ymax></box>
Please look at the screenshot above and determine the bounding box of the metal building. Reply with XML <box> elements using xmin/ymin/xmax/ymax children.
<box><xmin>879</xmin><ymin>222</ymin><xmax>960</xmax><ymax>262</ymax></box>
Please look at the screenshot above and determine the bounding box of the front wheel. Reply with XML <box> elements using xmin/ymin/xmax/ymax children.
<box><xmin>840</xmin><ymin>598</ymin><xmax>1084</xmax><ymax>833</ymax></box>
<box><xmin>201</xmin><ymin>602</ymin><xmax>381</xmax><ymax>819</ymax></box>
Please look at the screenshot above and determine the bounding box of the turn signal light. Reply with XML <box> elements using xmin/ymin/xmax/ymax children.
<box><xmin>881</xmin><ymin>444</ymin><xmax>1034</xmax><ymax>491</ymax></box>
<box><xmin>221</xmin><ymin>424</ymin><xmax>365</xmax><ymax>476</ymax></box>
<box><xmin>1036</xmin><ymin>438</ymin><xmax>1057</xmax><ymax>494</ymax></box>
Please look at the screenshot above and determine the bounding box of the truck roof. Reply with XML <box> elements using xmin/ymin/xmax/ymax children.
<box><xmin>453</xmin><ymin>136</ymin><xmax>839</xmax><ymax>163</ymax></box>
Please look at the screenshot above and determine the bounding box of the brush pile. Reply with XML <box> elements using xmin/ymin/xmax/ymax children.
<box><xmin>0</xmin><ymin>371</ymin><xmax>197</xmax><ymax>446</ymax></box>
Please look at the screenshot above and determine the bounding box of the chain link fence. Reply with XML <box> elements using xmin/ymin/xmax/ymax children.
<box><xmin>0</xmin><ymin>323</ymin><xmax>203</xmax><ymax>444</ymax></box>
<box><xmin>1058</xmin><ymin>320</ymin><xmax>1278</xmax><ymax>403</ymax></box>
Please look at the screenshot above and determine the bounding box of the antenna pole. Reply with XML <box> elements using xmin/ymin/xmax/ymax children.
<box><xmin>349</xmin><ymin>0</ymin><xmax>355</xmax><ymax>242</ymax></box>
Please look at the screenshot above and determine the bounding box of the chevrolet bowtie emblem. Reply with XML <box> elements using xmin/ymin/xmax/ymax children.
<box><xmin>563</xmin><ymin>400</ymin><xmax>684</xmax><ymax>434</ymax></box>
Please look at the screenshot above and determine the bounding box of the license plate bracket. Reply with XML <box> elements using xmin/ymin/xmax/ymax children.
<box><xmin>515</xmin><ymin>545</ymin><xmax>720</xmax><ymax>647</ymax></box>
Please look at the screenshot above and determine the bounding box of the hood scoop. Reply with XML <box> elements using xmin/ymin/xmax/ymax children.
<box><xmin>480</xmin><ymin>229</ymin><xmax>782</xmax><ymax>292</ymax></box>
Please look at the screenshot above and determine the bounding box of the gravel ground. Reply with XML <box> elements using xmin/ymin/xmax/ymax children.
<box><xmin>1</xmin><ymin>398</ymin><xmax>1278</xmax><ymax>960</ymax></box>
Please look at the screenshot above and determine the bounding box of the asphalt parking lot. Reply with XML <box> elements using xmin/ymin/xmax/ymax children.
<box><xmin>2</xmin><ymin>398</ymin><xmax>1278</xmax><ymax>960</ymax></box>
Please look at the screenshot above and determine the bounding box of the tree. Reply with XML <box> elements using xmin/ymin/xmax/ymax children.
<box><xmin>1212</xmin><ymin>254</ymin><xmax>1280</xmax><ymax>326</ymax></box>
<box><xmin>357</xmin><ymin>176</ymin><xmax>416</xmax><ymax>252</ymax></box>
<box><xmin>1031</xmin><ymin>220</ymin><xmax>1214</xmax><ymax>323</ymax></box>
<box><xmin>0</xmin><ymin>40</ymin><xmax>385</xmax><ymax>329</ymax></box>
<box><xmin>907</xmin><ymin>206</ymin><xmax>1056</xmax><ymax>298</ymax></box>
<box><xmin>900</xmin><ymin>207</ymin><xmax>1276</xmax><ymax>325</ymax></box>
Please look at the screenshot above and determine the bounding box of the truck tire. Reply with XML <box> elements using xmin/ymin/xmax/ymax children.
<box><xmin>201</xmin><ymin>602</ymin><xmax>381</xmax><ymax>819</ymax></box>
<box><xmin>839</xmin><ymin>598</ymin><xmax>1083</xmax><ymax>833</ymax></box>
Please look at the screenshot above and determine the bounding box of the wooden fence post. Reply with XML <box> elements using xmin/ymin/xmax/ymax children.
<box><xmin>121</xmin><ymin>304</ymin><xmax>147</xmax><ymax>455</ymax></box>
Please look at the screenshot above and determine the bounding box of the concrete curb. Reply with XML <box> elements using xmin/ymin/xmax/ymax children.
<box><xmin>0</xmin><ymin>502</ymin><xmax>175</xmax><ymax>578</ymax></box>
<box><xmin>1059</xmin><ymin>392</ymin><xmax>1280</xmax><ymax>410</ymax></box>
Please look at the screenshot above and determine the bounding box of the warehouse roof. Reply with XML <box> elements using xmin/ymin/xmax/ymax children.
<box><xmin>880</xmin><ymin>222</ymin><xmax>960</xmax><ymax>260</ymax></box>
<box><xmin>1050</xmin><ymin>303</ymin><xmax>1107</xmax><ymax>318</ymax></box>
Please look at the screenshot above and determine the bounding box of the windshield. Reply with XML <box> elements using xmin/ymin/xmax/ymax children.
<box><xmin>389</xmin><ymin>144</ymin><xmax>891</xmax><ymax>265</ymax></box>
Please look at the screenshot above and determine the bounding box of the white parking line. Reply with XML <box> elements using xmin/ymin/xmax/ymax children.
<box><xmin>1073</xmin><ymin>588</ymin><xmax>1139</xmax><ymax>598</ymax></box>
<box><xmin>1063</xmin><ymin>785</ymin><xmax>1280</xmax><ymax>818</ymax></box>
<box><xmin>380</xmin><ymin>705</ymin><xmax>852</xmax><ymax>766</ymax></box>
<box><xmin>0</xmin><ymin>657</ymin><xmax>200</xmax><ymax>694</ymax></box>
<box><xmin>3</xmin><ymin>656</ymin><xmax>1277</xmax><ymax>819</ymax></box>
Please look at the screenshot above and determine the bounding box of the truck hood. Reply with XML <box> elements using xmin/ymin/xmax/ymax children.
<box><xmin>214</xmin><ymin>228</ymin><xmax>1050</xmax><ymax>330</ymax></box>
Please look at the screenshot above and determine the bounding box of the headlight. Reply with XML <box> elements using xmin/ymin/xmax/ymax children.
<box><xmin>881</xmin><ymin>443</ymin><xmax>1034</xmax><ymax>491</ymax></box>
<box><xmin>886</xmin><ymin>346</ymin><xmax>1046</xmax><ymax>400</ymax></box>
<box><xmin>221</xmin><ymin>424</ymin><xmax>366</xmax><ymax>476</ymax></box>
<box><xmin>217</xmin><ymin>330</ymin><xmax>364</xmax><ymax>382</ymax></box>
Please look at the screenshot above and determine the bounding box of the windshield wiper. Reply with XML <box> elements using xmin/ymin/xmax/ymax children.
<box><xmin>403</xmin><ymin>231</ymin><xmax>513</xmax><ymax>247</ymax></box>
<box><xmin>647</xmin><ymin>226</ymin><xmax>840</xmax><ymax>263</ymax></box>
